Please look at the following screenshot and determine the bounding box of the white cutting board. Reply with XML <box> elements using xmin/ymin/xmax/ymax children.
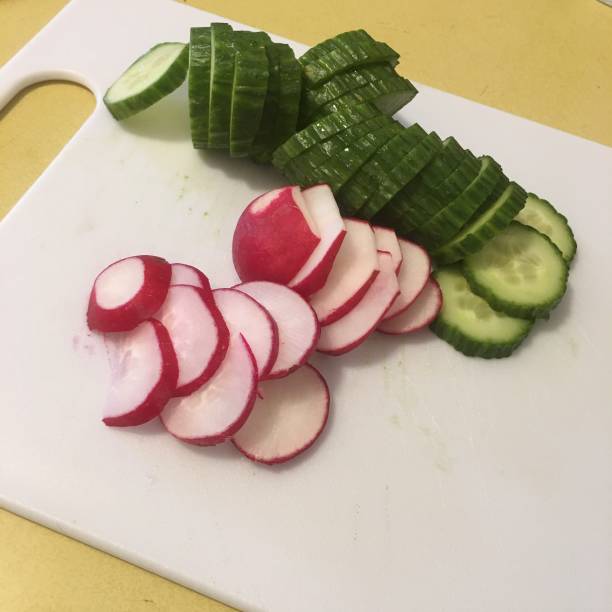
<box><xmin>1</xmin><ymin>1</ymin><xmax>612</xmax><ymax>610</ymax></box>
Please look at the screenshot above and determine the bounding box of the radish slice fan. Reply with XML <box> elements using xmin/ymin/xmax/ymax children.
<box><xmin>170</xmin><ymin>263</ymin><xmax>211</xmax><ymax>291</ymax></box>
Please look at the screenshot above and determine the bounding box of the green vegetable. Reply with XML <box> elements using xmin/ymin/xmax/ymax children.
<box><xmin>188</xmin><ymin>28</ymin><xmax>212</xmax><ymax>148</ymax></box>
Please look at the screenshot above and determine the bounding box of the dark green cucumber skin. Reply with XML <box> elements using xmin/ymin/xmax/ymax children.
<box><xmin>272</xmin><ymin>44</ymin><xmax>302</xmax><ymax>154</ymax></box>
<box><xmin>298</xmin><ymin>30</ymin><xmax>377</xmax><ymax>67</ymax></box>
<box><xmin>462</xmin><ymin>222</ymin><xmax>569</xmax><ymax>319</ymax></box>
<box><xmin>188</xmin><ymin>30</ymin><xmax>213</xmax><ymax>148</ymax></box>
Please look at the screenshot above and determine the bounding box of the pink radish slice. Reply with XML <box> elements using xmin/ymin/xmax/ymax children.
<box><xmin>378</xmin><ymin>278</ymin><xmax>442</xmax><ymax>335</ymax></box>
<box><xmin>103</xmin><ymin>319</ymin><xmax>178</xmax><ymax>427</ymax></box>
<box><xmin>381</xmin><ymin>239</ymin><xmax>431</xmax><ymax>322</ymax></box>
<box><xmin>308</xmin><ymin>218</ymin><xmax>379</xmax><ymax>325</ymax></box>
<box><xmin>170</xmin><ymin>263</ymin><xmax>211</xmax><ymax>292</ymax></box>
<box><xmin>288</xmin><ymin>184</ymin><xmax>346</xmax><ymax>296</ymax></box>
<box><xmin>234</xmin><ymin>281</ymin><xmax>319</xmax><ymax>379</ymax></box>
<box><xmin>155</xmin><ymin>285</ymin><xmax>229</xmax><ymax>397</ymax></box>
<box><xmin>232</xmin><ymin>186</ymin><xmax>320</xmax><ymax>284</ymax></box>
<box><xmin>317</xmin><ymin>251</ymin><xmax>400</xmax><ymax>355</ymax></box>
<box><xmin>213</xmin><ymin>288</ymin><xmax>279</xmax><ymax>379</ymax></box>
<box><xmin>87</xmin><ymin>255</ymin><xmax>171</xmax><ymax>332</ymax></box>
<box><xmin>161</xmin><ymin>334</ymin><xmax>257</xmax><ymax>445</ymax></box>
<box><xmin>373</xmin><ymin>226</ymin><xmax>402</xmax><ymax>273</ymax></box>
<box><xmin>232</xmin><ymin>364</ymin><xmax>330</xmax><ymax>465</ymax></box>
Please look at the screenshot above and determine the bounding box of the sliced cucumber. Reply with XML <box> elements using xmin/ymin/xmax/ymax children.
<box><xmin>462</xmin><ymin>222</ymin><xmax>569</xmax><ymax>319</ymax></box>
<box><xmin>105</xmin><ymin>42</ymin><xmax>189</xmax><ymax>121</ymax></box>
<box><xmin>298</xmin><ymin>30</ymin><xmax>377</xmax><ymax>67</ymax></box>
<box><xmin>189</xmin><ymin>28</ymin><xmax>213</xmax><ymax>148</ymax></box>
<box><xmin>515</xmin><ymin>194</ymin><xmax>577</xmax><ymax>263</ymax></box>
<box><xmin>273</xmin><ymin>44</ymin><xmax>302</xmax><ymax>150</ymax></box>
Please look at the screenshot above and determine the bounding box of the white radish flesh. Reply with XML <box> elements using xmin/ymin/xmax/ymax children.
<box><xmin>170</xmin><ymin>263</ymin><xmax>211</xmax><ymax>291</ymax></box>
<box><xmin>233</xmin><ymin>364</ymin><xmax>330</xmax><ymax>465</ymax></box>
<box><xmin>373</xmin><ymin>226</ymin><xmax>402</xmax><ymax>273</ymax></box>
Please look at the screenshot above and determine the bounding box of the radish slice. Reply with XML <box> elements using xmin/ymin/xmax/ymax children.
<box><xmin>308</xmin><ymin>218</ymin><xmax>379</xmax><ymax>325</ymax></box>
<box><xmin>155</xmin><ymin>285</ymin><xmax>229</xmax><ymax>397</ymax></box>
<box><xmin>378</xmin><ymin>278</ymin><xmax>442</xmax><ymax>334</ymax></box>
<box><xmin>381</xmin><ymin>239</ymin><xmax>431</xmax><ymax>322</ymax></box>
<box><xmin>103</xmin><ymin>319</ymin><xmax>178</xmax><ymax>427</ymax></box>
<box><xmin>232</xmin><ymin>364</ymin><xmax>330</xmax><ymax>465</ymax></box>
<box><xmin>213</xmin><ymin>288</ymin><xmax>279</xmax><ymax>379</ymax></box>
<box><xmin>373</xmin><ymin>226</ymin><xmax>402</xmax><ymax>273</ymax></box>
<box><xmin>317</xmin><ymin>251</ymin><xmax>400</xmax><ymax>355</ymax></box>
<box><xmin>87</xmin><ymin>255</ymin><xmax>171</xmax><ymax>332</ymax></box>
<box><xmin>161</xmin><ymin>334</ymin><xmax>257</xmax><ymax>445</ymax></box>
<box><xmin>170</xmin><ymin>263</ymin><xmax>211</xmax><ymax>292</ymax></box>
<box><xmin>235</xmin><ymin>281</ymin><xmax>319</xmax><ymax>379</ymax></box>
<box><xmin>288</xmin><ymin>184</ymin><xmax>346</xmax><ymax>296</ymax></box>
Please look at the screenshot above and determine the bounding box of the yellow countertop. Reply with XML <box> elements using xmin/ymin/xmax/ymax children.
<box><xmin>1</xmin><ymin>0</ymin><xmax>610</xmax><ymax>610</ymax></box>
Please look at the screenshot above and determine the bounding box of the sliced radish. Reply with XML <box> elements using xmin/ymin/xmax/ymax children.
<box><xmin>381</xmin><ymin>239</ymin><xmax>431</xmax><ymax>322</ymax></box>
<box><xmin>161</xmin><ymin>334</ymin><xmax>257</xmax><ymax>445</ymax></box>
<box><xmin>234</xmin><ymin>281</ymin><xmax>319</xmax><ymax>379</ymax></box>
<box><xmin>308</xmin><ymin>218</ymin><xmax>379</xmax><ymax>325</ymax></box>
<box><xmin>233</xmin><ymin>186</ymin><xmax>320</xmax><ymax>284</ymax></box>
<box><xmin>213</xmin><ymin>288</ymin><xmax>279</xmax><ymax>379</ymax></box>
<box><xmin>378</xmin><ymin>278</ymin><xmax>442</xmax><ymax>335</ymax></box>
<box><xmin>373</xmin><ymin>226</ymin><xmax>402</xmax><ymax>273</ymax></box>
<box><xmin>170</xmin><ymin>263</ymin><xmax>211</xmax><ymax>292</ymax></box>
<box><xmin>155</xmin><ymin>285</ymin><xmax>229</xmax><ymax>397</ymax></box>
<box><xmin>233</xmin><ymin>364</ymin><xmax>330</xmax><ymax>465</ymax></box>
<box><xmin>87</xmin><ymin>255</ymin><xmax>171</xmax><ymax>332</ymax></box>
<box><xmin>288</xmin><ymin>184</ymin><xmax>346</xmax><ymax>296</ymax></box>
<box><xmin>317</xmin><ymin>251</ymin><xmax>399</xmax><ymax>355</ymax></box>
<box><xmin>103</xmin><ymin>319</ymin><xmax>178</xmax><ymax>427</ymax></box>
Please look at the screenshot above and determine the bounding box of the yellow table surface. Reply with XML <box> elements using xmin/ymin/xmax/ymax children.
<box><xmin>0</xmin><ymin>0</ymin><xmax>610</xmax><ymax>609</ymax></box>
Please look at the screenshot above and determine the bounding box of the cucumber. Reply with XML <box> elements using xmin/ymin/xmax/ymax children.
<box><xmin>432</xmin><ymin>181</ymin><xmax>527</xmax><ymax>265</ymax></box>
<box><xmin>431</xmin><ymin>266</ymin><xmax>533</xmax><ymax>358</ymax></box>
<box><xmin>273</xmin><ymin>44</ymin><xmax>302</xmax><ymax>151</ymax></box>
<box><xmin>189</xmin><ymin>29</ymin><xmax>212</xmax><ymax>148</ymax></box>
<box><xmin>298</xmin><ymin>30</ymin><xmax>377</xmax><ymax>67</ymax></box>
<box><xmin>462</xmin><ymin>222</ymin><xmax>569</xmax><ymax>319</ymax></box>
<box><xmin>105</xmin><ymin>42</ymin><xmax>189</xmax><ymax>121</ymax></box>
<box><xmin>515</xmin><ymin>194</ymin><xmax>577</xmax><ymax>263</ymax></box>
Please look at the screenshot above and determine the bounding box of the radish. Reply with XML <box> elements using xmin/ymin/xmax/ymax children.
<box><xmin>288</xmin><ymin>184</ymin><xmax>346</xmax><ymax>296</ymax></box>
<box><xmin>213</xmin><ymin>288</ymin><xmax>279</xmax><ymax>379</ymax></box>
<box><xmin>308</xmin><ymin>218</ymin><xmax>379</xmax><ymax>325</ymax></box>
<box><xmin>170</xmin><ymin>263</ymin><xmax>211</xmax><ymax>292</ymax></box>
<box><xmin>103</xmin><ymin>319</ymin><xmax>178</xmax><ymax>427</ymax></box>
<box><xmin>378</xmin><ymin>278</ymin><xmax>442</xmax><ymax>335</ymax></box>
<box><xmin>161</xmin><ymin>334</ymin><xmax>257</xmax><ymax>445</ymax></box>
<box><xmin>232</xmin><ymin>186</ymin><xmax>320</xmax><ymax>284</ymax></box>
<box><xmin>155</xmin><ymin>285</ymin><xmax>229</xmax><ymax>397</ymax></box>
<box><xmin>317</xmin><ymin>251</ymin><xmax>399</xmax><ymax>355</ymax></box>
<box><xmin>373</xmin><ymin>226</ymin><xmax>402</xmax><ymax>273</ymax></box>
<box><xmin>232</xmin><ymin>364</ymin><xmax>330</xmax><ymax>465</ymax></box>
<box><xmin>234</xmin><ymin>281</ymin><xmax>319</xmax><ymax>379</ymax></box>
<box><xmin>87</xmin><ymin>255</ymin><xmax>171</xmax><ymax>332</ymax></box>
<box><xmin>381</xmin><ymin>239</ymin><xmax>431</xmax><ymax>322</ymax></box>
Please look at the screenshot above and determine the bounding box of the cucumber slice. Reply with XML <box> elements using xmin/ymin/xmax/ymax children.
<box><xmin>105</xmin><ymin>42</ymin><xmax>189</xmax><ymax>121</ymax></box>
<box><xmin>298</xmin><ymin>30</ymin><xmax>377</xmax><ymax>67</ymax></box>
<box><xmin>462</xmin><ymin>222</ymin><xmax>569</xmax><ymax>319</ymax></box>
<box><xmin>515</xmin><ymin>194</ymin><xmax>577</xmax><ymax>262</ymax></box>
<box><xmin>431</xmin><ymin>266</ymin><xmax>533</xmax><ymax>358</ymax></box>
<box><xmin>432</xmin><ymin>182</ymin><xmax>527</xmax><ymax>265</ymax></box>
<box><xmin>189</xmin><ymin>29</ymin><xmax>212</xmax><ymax>148</ymax></box>
<box><xmin>273</xmin><ymin>44</ymin><xmax>302</xmax><ymax>150</ymax></box>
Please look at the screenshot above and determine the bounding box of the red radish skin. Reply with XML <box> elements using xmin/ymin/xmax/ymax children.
<box><xmin>155</xmin><ymin>285</ymin><xmax>229</xmax><ymax>397</ymax></box>
<box><xmin>103</xmin><ymin>319</ymin><xmax>178</xmax><ymax>427</ymax></box>
<box><xmin>232</xmin><ymin>364</ymin><xmax>330</xmax><ymax>465</ymax></box>
<box><xmin>381</xmin><ymin>239</ymin><xmax>431</xmax><ymax>322</ymax></box>
<box><xmin>170</xmin><ymin>263</ymin><xmax>211</xmax><ymax>292</ymax></box>
<box><xmin>373</xmin><ymin>226</ymin><xmax>402</xmax><ymax>273</ymax></box>
<box><xmin>87</xmin><ymin>255</ymin><xmax>171</xmax><ymax>332</ymax></box>
<box><xmin>161</xmin><ymin>334</ymin><xmax>257</xmax><ymax>445</ymax></box>
<box><xmin>213</xmin><ymin>288</ymin><xmax>279</xmax><ymax>379</ymax></box>
<box><xmin>234</xmin><ymin>281</ymin><xmax>320</xmax><ymax>379</ymax></box>
<box><xmin>308</xmin><ymin>218</ymin><xmax>379</xmax><ymax>325</ymax></box>
<box><xmin>233</xmin><ymin>186</ymin><xmax>320</xmax><ymax>284</ymax></box>
<box><xmin>289</xmin><ymin>184</ymin><xmax>346</xmax><ymax>296</ymax></box>
<box><xmin>317</xmin><ymin>251</ymin><xmax>400</xmax><ymax>356</ymax></box>
<box><xmin>378</xmin><ymin>278</ymin><xmax>442</xmax><ymax>335</ymax></box>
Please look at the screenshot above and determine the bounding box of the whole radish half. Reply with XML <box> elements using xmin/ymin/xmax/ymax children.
<box><xmin>233</xmin><ymin>364</ymin><xmax>330</xmax><ymax>465</ymax></box>
<box><xmin>87</xmin><ymin>255</ymin><xmax>171</xmax><ymax>332</ymax></box>
<box><xmin>308</xmin><ymin>218</ymin><xmax>379</xmax><ymax>325</ymax></box>
<box><xmin>161</xmin><ymin>334</ymin><xmax>258</xmax><ymax>445</ymax></box>
<box><xmin>155</xmin><ymin>285</ymin><xmax>229</xmax><ymax>397</ymax></box>
<box><xmin>378</xmin><ymin>278</ymin><xmax>442</xmax><ymax>335</ymax></box>
<box><xmin>233</xmin><ymin>186</ymin><xmax>320</xmax><ymax>284</ymax></box>
<box><xmin>288</xmin><ymin>184</ymin><xmax>346</xmax><ymax>296</ymax></box>
<box><xmin>317</xmin><ymin>251</ymin><xmax>399</xmax><ymax>355</ymax></box>
<box><xmin>235</xmin><ymin>281</ymin><xmax>319</xmax><ymax>379</ymax></box>
<box><xmin>103</xmin><ymin>319</ymin><xmax>178</xmax><ymax>427</ymax></box>
<box><xmin>373</xmin><ymin>226</ymin><xmax>402</xmax><ymax>273</ymax></box>
<box><xmin>381</xmin><ymin>239</ymin><xmax>431</xmax><ymax>322</ymax></box>
<box><xmin>170</xmin><ymin>263</ymin><xmax>211</xmax><ymax>292</ymax></box>
<box><xmin>213</xmin><ymin>288</ymin><xmax>279</xmax><ymax>379</ymax></box>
